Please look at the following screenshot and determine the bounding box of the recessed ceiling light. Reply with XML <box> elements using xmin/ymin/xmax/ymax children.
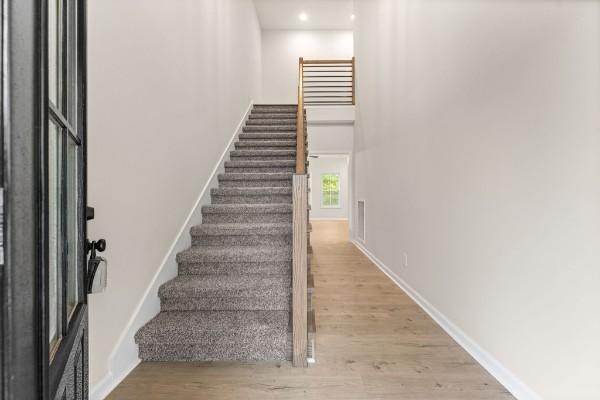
<box><xmin>350</xmin><ymin>14</ymin><xmax>355</xmax><ymax>20</ymax></box>
<box><xmin>299</xmin><ymin>12</ymin><xmax>308</xmax><ymax>21</ymax></box>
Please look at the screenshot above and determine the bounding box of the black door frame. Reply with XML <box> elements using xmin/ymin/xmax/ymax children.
<box><xmin>1</xmin><ymin>0</ymin><xmax>88</xmax><ymax>398</ymax></box>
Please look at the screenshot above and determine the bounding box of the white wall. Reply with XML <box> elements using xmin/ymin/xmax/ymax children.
<box><xmin>353</xmin><ymin>1</ymin><xmax>600</xmax><ymax>399</ymax></box>
<box><xmin>87</xmin><ymin>0</ymin><xmax>261</xmax><ymax>389</ymax></box>
<box><xmin>261</xmin><ymin>30</ymin><xmax>353</xmax><ymax>103</ymax></box>
<box><xmin>309</xmin><ymin>156</ymin><xmax>349</xmax><ymax>220</ymax></box>
<box><xmin>307</xmin><ymin>106</ymin><xmax>355</xmax><ymax>154</ymax></box>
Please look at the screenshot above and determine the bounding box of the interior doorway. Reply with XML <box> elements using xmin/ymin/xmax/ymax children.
<box><xmin>308</xmin><ymin>154</ymin><xmax>350</xmax><ymax>221</ymax></box>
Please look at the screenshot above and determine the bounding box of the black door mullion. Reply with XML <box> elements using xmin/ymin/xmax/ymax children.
<box><xmin>48</xmin><ymin>103</ymin><xmax>80</xmax><ymax>145</ymax></box>
<box><xmin>59</xmin><ymin>126</ymin><xmax>68</xmax><ymax>338</ymax></box>
<box><xmin>78</xmin><ymin>0</ymin><xmax>88</xmax><ymax>312</ymax></box>
<box><xmin>59</xmin><ymin>0</ymin><xmax>67</xmax><ymax>119</ymax></box>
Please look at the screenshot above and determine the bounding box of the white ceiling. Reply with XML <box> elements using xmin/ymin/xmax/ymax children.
<box><xmin>253</xmin><ymin>0</ymin><xmax>354</xmax><ymax>30</ymax></box>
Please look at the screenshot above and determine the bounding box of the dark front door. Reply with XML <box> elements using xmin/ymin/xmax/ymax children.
<box><xmin>46</xmin><ymin>0</ymin><xmax>88</xmax><ymax>398</ymax></box>
<box><xmin>1</xmin><ymin>0</ymin><xmax>88</xmax><ymax>399</ymax></box>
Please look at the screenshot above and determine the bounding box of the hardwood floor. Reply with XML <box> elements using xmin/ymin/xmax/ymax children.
<box><xmin>107</xmin><ymin>220</ymin><xmax>514</xmax><ymax>400</ymax></box>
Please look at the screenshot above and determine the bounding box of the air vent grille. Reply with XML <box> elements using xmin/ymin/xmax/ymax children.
<box><xmin>357</xmin><ymin>200</ymin><xmax>365</xmax><ymax>242</ymax></box>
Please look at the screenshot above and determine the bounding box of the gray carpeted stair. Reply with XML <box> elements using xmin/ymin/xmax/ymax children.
<box><xmin>230</xmin><ymin>149</ymin><xmax>296</xmax><ymax>161</ymax></box>
<box><xmin>211</xmin><ymin>187</ymin><xmax>292</xmax><ymax>204</ymax></box>
<box><xmin>217</xmin><ymin>173</ymin><xmax>294</xmax><ymax>188</ymax></box>
<box><xmin>249</xmin><ymin>113</ymin><xmax>296</xmax><ymax>119</ymax></box>
<box><xmin>136</xmin><ymin>311</ymin><xmax>291</xmax><ymax>361</ymax></box>
<box><xmin>224</xmin><ymin>160</ymin><xmax>296</xmax><ymax>173</ymax></box>
<box><xmin>135</xmin><ymin>104</ymin><xmax>307</xmax><ymax>362</ymax></box>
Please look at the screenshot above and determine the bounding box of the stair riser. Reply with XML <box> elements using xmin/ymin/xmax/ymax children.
<box><xmin>238</xmin><ymin>134</ymin><xmax>297</xmax><ymax>140</ymax></box>
<box><xmin>219</xmin><ymin>180</ymin><xmax>292</xmax><ymax>188</ymax></box>
<box><xmin>193</xmin><ymin>234</ymin><xmax>292</xmax><ymax>247</ymax></box>
<box><xmin>246</xmin><ymin>120</ymin><xmax>296</xmax><ymax>126</ymax></box>
<box><xmin>230</xmin><ymin>156</ymin><xmax>296</xmax><ymax>161</ymax></box>
<box><xmin>178</xmin><ymin>261</ymin><xmax>291</xmax><ymax>275</ymax></box>
<box><xmin>225</xmin><ymin>167</ymin><xmax>295</xmax><ymax>173</ymax></box>
<box><xmin>202</xmin><ymin>213</ymin><xmax>292</xmax><ymax>224</ymax></box>
<box><xmin>236</xmin><ymin>141</ymin><xmax>297</xmax><ymax>147</ymax></box>
<box><xmin>211</xmin><ymin>194</ymin><xmax>292</xmax><ymax>204</ymax></box>
<box><xmin>138</xmin><ymin>343</ymin><xmax>291</xmax><ymax>362</ymax></box>
<box><xmin>234</xmin><ymin>146</ymin><xmax>296</xmax><ymax>151</ymax></box>
<box><xmin>243</xmin><ymin>126</ymin><xmax>296</xmax><ymax>132</ymax></box>
<box><xmin>252</xmin><ymin>111</ymin><xmax>297</xmax><ymax>115</ymax></box>
<box><xmin>160</xmin><ymin>296</ymin><xmax>291</xmax><ymax>312</ymax></box>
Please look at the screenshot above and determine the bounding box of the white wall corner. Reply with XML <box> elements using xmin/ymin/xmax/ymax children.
<box><xmin>350</xmin><ymin>239</ymin><xmax>543</xmax><ymax>400</ymax></box>
<box><xmin>89</xmin><ymin>101</ymin><xmax>254</xmax><ymax>400</ymax></box>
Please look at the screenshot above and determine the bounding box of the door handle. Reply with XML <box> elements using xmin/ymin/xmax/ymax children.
<box><xmin>86</xmin><ymin>239</ymin><xmax>107</xmax><ymax>293</ymax></box>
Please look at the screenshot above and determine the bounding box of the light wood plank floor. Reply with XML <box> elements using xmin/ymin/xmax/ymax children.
<box><xmin>107</xmin><ymin>220</ymin><xmax>513</xmax><ymax>400</ymax></box>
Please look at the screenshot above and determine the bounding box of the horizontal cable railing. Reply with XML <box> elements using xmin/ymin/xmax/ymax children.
<box><xmin>301</xmin><ymin>58</ymin><xmax>355</xmax><ymax>106</ymax></box>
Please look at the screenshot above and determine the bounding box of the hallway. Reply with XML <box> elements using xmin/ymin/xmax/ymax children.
<box><xmin>108</xmin><ymin>221</ymin><xmax>513</xmax><ymax>399</ymax></box>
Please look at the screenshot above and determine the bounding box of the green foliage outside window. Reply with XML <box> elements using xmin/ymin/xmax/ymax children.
<box><xmin>321</xmin><ymin>173</ymin><xmax>340</xmax><ymax>208</ymax></box>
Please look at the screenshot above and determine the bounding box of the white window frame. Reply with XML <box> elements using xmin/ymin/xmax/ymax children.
<box><xmin>320</xmin><ymin>172</ymin><xmax>341</xmax><ymax>209</ymax></box>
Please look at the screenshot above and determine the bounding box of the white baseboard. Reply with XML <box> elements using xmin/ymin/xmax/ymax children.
<box><xmin>351</xmin><ymin>239</ymin><xmax>542</xmax><ymax>400</ymax></box>
<box><xmin>89</xmin><ymin>101</ymin><xmax>254</xmax><ymax>400</ymax></box>
<box><xmin>89</xmin><ymin>358</ymin><xmax>140</xmax><ymax>400</ymax></box>
<box><xmin>310</xmin><ymin>218</ymin><xmax>349</xmax><ymax>221</ymax></box>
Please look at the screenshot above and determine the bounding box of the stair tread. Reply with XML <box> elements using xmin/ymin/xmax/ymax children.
<box><xmin>211</xmin><ymin>187</ymin><xmax>292</xmax><ymax>195</ymax></box>
<box><xmin>191</xmin><ymin>222</ymin><xmax>292</xmax><ymax>236</ymax></box>
<box><xmin>247</xmin><ymin>119</ymin><xmax>296</xmax><ymax>124</ymax></box>
<box><xmin>177</xmin><ymin>245</ymin><xmax>292</xmax><ymax>264</ymax></box>
<box><xmin>249</xmin><ymin>113</ymin><xmax>296</xmax><ymax>119</ymax></box>
<box><xmin>135</xmin><ymin>310</ymin><xmax>290</xmax><ymax>345</ymax></box>
<box><xmin>230</xmin><ymin>149</ymin><xmax>296</xmax><ymax>156</ymax></box>
<box><xmin>252</xmin><ymin>103</ymin><xmax>298</xmax><ymax>110</ymax></box>
<box><xmin>225</xmin><ymin>160</ymin><xmax>296</xmax><ymax>168</ymax></box>
<box><xmin>218</xmin><ymin>172</ymin><xmax>293</xmax><ymax>181</ymax></box>
<box><xmin>239</xmin><ymin>133</ymin><xmax>297</xmax><ymax>139</ymax></box>
<box><xmin>244</xmin><ymin>125</ymin><xmax>296</xmax><ymax>129</ymax></box>
<box><xmin>202</xmin><ymin>203</ymin><xmax>292</xmax><ymax>214</ymax></box>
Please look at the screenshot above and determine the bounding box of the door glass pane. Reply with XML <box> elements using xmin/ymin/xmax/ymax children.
<box><xmin>48</xmin><ymin>0</ymin><xmax>61</xmax><ymax>106</ymax></box>
<box><xmin>66</xmin><ymin>0</ymin><xmax>77</xmax><ymax>127</ymax></box>
<box><xmin>66</xmin><ymin>137</ymin><xmax>79</xmax><ymax>319</ymax></box>
<box><xmin>48</xmin><ymin>120</ymin><xmax>63</xmax><ymax>357</ymax></box>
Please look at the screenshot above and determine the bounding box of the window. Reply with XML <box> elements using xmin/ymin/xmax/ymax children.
<box><xmin>47</xmin><ymin>0</ymin><xmax>83</xmax><ymax>361</ymax></box>
<box><xmin>321</xmin><ymin>173</ymin><xmax>340</xmax><ymax>208</ymax></box>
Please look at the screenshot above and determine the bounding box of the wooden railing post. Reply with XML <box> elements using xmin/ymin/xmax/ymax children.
<box><xmin>292</xmin><ymin>175</ymin><xmax>308</xmax><ymax>367</ymax></box>
<box><xmin>296</xmin><ymin>57</ymin><xmax>305</xmax><ymax>174</ymax></box>
<box><xmin>292</xmin><ymin>56</ymin><xmax>308</xmax><ymax>367</ymax></box>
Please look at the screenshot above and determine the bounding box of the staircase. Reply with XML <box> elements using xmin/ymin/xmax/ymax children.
<box><xmin>135</xmin><ymin>104</ymin><xmax>310</xmax><ymax>362</ymax></box>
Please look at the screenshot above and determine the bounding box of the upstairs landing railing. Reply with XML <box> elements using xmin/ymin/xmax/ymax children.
<box><xmin>301</xmin><ymin>58</ymin><xmax>355</xmax><ymax>106</ymax></box>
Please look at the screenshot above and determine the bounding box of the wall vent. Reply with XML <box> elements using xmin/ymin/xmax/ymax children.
<box><xmin>357</xmin><ymin>200</ymin><xmax>366</xmax><ymax>242</ymax></box>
